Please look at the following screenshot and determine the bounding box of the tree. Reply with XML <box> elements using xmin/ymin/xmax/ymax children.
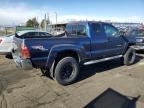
<box><xmin>32</xmin><ymin>18</ymin><xmax>39</xmax><ymax>28</ymax></box>
<box><xmin>40</xmin><ymin>19</ymin><xmax>45</xmax><ymax>29</ymax></box>
<box><xmin>40</xmin><ymin>19</ymin><xmax>51</xmax><ymax>29</ymax></box>
<box><xmin>26</xmin><ymin>17</ymin><xmax>39</xmax><ymax>28</ymax></box>
<box><xmin>26</xmin><ymin>19</ymin><xmax>33</xmax><ymax>27</ymax></box>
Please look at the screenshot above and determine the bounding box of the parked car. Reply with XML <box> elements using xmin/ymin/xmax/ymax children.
<box><xmin>0</xmin><ymin>30</ymin><xmax>52</xmax><ymax>58</ymax></box>
<box><xmin>0</xmin><ymin>34</ymin><xmax>14</xmax><ymax>56</ymax></box>
<box><xmin>128</xmin><ymin>28</ymin><xmax>144</xmax><ymax>51</ymax></box>
<box><xmin>12</xmin><ymin>21</ymin><xmax>136</xmax><ymax>85</ymax></box>
<box><xmin>15</xmin><ymin>30</ymin><xmax>53</xmax><ymax>38</ymax></box>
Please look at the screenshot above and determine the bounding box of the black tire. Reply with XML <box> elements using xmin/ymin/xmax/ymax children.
<box><xmin>54</xmin><ymin>57</ymin><xmax>79</xmax><ymax>86</ymax></box>
<box><xmin>5</xmin><ymin>54</ymin><xmax>13</xmax><ymax>59</ymax></box>
<box><xmin>124</xmin><ymin>47</ymin><xmax>136</xmax><ymax>66</ymax></box>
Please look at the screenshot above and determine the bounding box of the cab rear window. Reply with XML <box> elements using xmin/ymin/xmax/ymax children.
<box><xmin>66</xmin><ymin>24</ymin><xmax>87</xmax><ymax>36</ymax></box>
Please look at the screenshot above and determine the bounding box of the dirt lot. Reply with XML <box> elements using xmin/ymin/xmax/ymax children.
<box><xmin>0</xmin><ymin>54</ymin><xmax>144</xmax><ymax>108</ymax></box>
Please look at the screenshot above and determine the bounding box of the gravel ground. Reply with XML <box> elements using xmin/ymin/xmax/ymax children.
<box><xmin>0</xmin><ymin>54</ymin><xmax>144</xmax><ymax>108</ymax></box>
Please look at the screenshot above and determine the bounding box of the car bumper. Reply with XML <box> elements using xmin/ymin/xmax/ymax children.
<box><xmin>13</xmin><ymin>57</ymin><xmax>33</xmax><ymax>70</ymax></box>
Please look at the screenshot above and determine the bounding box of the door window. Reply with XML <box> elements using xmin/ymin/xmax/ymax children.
<box><xmin>77</xmin><ymin>25</ymin><xmax>87</xmax><ymax>36</ymax></box>
<box><xmin>39</xmin><ymin>32</ymin><xmax>52</xmax><ymax>37</ymax></box>
<box><xmin>104</xmin><ymin>24</ymin><xmax>119</xmax><ymax>37</ymax></box>
<box><xmin>66</xmin><ymin>25</ymin><xmax>87</xmax><ymax>36</ymax></box>
<box><xmin>26</xmin><ymin>32</ymin><xmax>38</xmax><ymax>37</ymax></box>
<box><xmin>92</xmin><ymin>23</ymin><xmax>103</xmax><ymax>35</ymax></box>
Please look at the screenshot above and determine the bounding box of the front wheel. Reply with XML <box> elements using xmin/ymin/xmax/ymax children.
<box><xmin>54</xmin><ymin>57</ymin><xmax>79</xmax><ymax>86</ymax></box>
<box><xmin>123</xmin><ymin>47</ymin><xmax>136</xmax><ymax>66</ymax></box>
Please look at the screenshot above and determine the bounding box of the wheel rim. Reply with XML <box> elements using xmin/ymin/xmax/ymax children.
<box><xmin>60</xmin><ymin>63</ymin><xmax>74</xmax><ymax>81</ymax></box>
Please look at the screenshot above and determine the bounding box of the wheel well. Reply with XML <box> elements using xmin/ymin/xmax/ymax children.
<box><xmin>127</xmin><ymin>43</ymin><xmax>135</xmax><ymax>50</ymax></box>
<box><xmin>124</xmin><ymin>43</ymin><xmax>135</xmax><ymax>54</ymax></box>
<box><xmin>50</xmin><ymin>50</ymin><xmax>80</xmax><ymax>78</ymax></box>
<box><xmin>128</xmin><ymin>43</ymin><xmax>135</xmax><ymax>47</ymax></box>
<box><xmin>55</xmin><ymin>50</ymin><xmax>80</xmax><ymax>63</ymax></box>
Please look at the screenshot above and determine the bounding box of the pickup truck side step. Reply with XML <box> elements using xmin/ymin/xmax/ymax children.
<box><xmin>84</xmin><ymin>55</ymin><xmax>123</xmax><ymax>65</ymax></box>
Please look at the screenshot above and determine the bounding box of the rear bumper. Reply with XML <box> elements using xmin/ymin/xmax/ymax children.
<box><xmin>13</xmin><ymin>57</ymin><xmax>33</xmax><ymax>70</ymax></box>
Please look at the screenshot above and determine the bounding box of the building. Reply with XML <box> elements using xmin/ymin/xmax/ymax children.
<box><xmin>47</xmin><ymin>22</ymin><xmax>68</xmax><ymax>35</ymax></box>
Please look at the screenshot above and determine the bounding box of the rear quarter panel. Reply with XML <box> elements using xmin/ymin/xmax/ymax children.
<box><xmin>24</xmin><ymin>36</ymin><xmax>91</xmax><ymax>69</ymax></box>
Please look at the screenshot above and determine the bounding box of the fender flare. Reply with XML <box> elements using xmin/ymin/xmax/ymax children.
<box><xmin>45</xmin><ymin>44</ymin><xmax>87</xmax><ymax>69</ymax></box>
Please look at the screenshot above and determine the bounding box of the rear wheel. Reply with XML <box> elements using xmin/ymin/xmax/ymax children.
<box><xmin>123</xmin><ymin>47</ymin><xmax>136</xmax><ymax>66</ymax></box>
<box><xmin>54</xmin><ymin>57</ymin><xmax>79</xmax><ymax>86</ymax></box>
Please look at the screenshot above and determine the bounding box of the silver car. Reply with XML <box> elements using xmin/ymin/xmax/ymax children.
<box><xmin>0</xmin><ymin>34</ymin><xmax>14</xmax><ymax>55</ymax></box>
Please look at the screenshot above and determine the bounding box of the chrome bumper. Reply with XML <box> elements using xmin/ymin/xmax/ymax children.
<box><xmin>13</xmin><ymin>55</ymin><xmax>33</xmax><ymax>70</ymax></box>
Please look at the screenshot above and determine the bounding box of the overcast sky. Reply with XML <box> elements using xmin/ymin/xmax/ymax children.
<box><xmin>0</xmin><ymin>0</ymin><xmax>144</xmax><ymax>25</ymax></box>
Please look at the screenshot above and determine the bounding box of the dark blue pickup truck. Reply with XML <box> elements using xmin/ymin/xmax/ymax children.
<box><xmin>12</xmin><ymin>21</ymin><xmax>136</xmax><ymax>85</ymax></box>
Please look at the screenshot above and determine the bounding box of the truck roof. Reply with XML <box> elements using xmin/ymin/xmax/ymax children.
<box><xmin>66</xmin><ymin>21</ymin><xmax>111</xmax><ymax>26</ymax></box>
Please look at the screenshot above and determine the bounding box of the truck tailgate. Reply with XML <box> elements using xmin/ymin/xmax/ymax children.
<box><xmin>12</xmin><ymin>37</ymin><xmax>51</xmax><ymax>69</ymax></box>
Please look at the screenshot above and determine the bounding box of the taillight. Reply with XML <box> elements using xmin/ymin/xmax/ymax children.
<box><xmin>21</xmin><ymin>44</ymin><xmax>30</xmax><ymax>59</ymax></box>
<box><xmin>0</xmin><ymin>39</ymin><xmax>2</xmax><ymax>44</ymax></box>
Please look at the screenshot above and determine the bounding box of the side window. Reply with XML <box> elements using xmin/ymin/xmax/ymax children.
<box><xmin>26</xmin><ymin>32</ymin><xmax>38</xmax><ymax>37</ymax></box>
<box><xmin>92</xmin><ymin>23</ymin><xmax>102</xmax><ymax>35</ymax></box>
<box><xmin>104</xmin><ymin>24</ymin><xmax>119</xmax><ymax>37</ymax></box>
<box><xmin>66</xmin><ymin>25</ymin><xmax>87</xmax><ymax>36</ymax></box>
<box><xmin>39</xmin><ymin>32</ymin><xmax>45</xmax><ymax>36</ymax></box>
<box><xmin>39</xmin><ymin>32</ymin><xmax>51</xmax><ymax>36</ymax></box>
<box><xmin>66</xmin><ymin>25</ymin><xmax>72</xmax><ymax>35</ymax></box>
<box><xmin>77</xmin><ymin>25</ymin><xmax>87</xmax><ymax>36</ymax></box>
<box><xmin>71</xmin><ymin>25</ymin><xmax>77</xmax><ymax>35</ymax></box>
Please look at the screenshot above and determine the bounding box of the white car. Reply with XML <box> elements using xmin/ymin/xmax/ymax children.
<box><xmin>0</xmin><ymin>30</ymin><xmax>52</xmax><ymax>56</ymax></box>
<box><xmin>0</xmin><ymin>34</ymin><xmax>14</xmax><ymax>55</ymax></box>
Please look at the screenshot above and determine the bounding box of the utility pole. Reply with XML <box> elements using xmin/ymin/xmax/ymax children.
<box><xmin>47</xmin><ymin>13</ymin><xmax>49</xmax><ymax>24</ymax></box>
<box><xmin>36</xmin><ymin>16</ymin><xmax>39</xmax><ymax>29</ymax></box>
<box><xmin>55</xmin><ymin>12</ymin><xmax>57</xmax><ymax>25</ymax></box>
<box><xmin>55</xmin><ymin>12</ymin><xmax>57</xmax><ymax>35</ymax></box>
<box><xmin>47</xmin><ymin>13</ymin><xmax>50</xmax><ymax>33</ymax></box>
<box><xmin>44</xmin><ymin>14</ymin><xmax>47</xmax><ymax>32</ymax></box>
